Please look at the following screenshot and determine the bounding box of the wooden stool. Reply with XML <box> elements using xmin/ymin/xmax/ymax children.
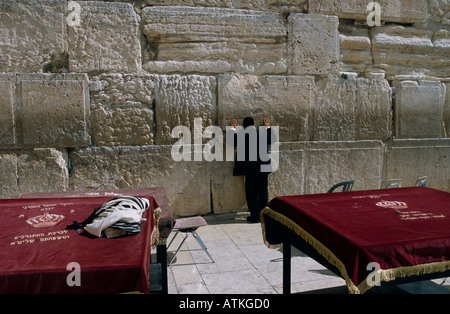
<box><xmin>167</xmin><ymin>216</ymin><xmax>214</xmax><ymax>265</ymax></box>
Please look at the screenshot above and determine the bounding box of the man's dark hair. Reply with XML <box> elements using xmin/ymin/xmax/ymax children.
<box><xmin>243</xmin><ymin>117</ymin><xmax>255</xmax><ymax>129</ymax></box>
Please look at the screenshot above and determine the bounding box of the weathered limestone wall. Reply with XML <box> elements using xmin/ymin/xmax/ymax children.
<box><xmin>1</xmin><ymin>0</ymin><xmax>449</xmax><ymax>216</ymax></box>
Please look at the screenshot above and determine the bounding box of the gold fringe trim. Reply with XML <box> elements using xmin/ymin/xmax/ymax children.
<box><xmin>151</xmin><ymin>207</ymin><xmax>162</xmax><ymax>249</ymax></box>
<box><xmin>357</xmin><ymin>260</ymin><xmax>450</xmax><ymax>294</ymax></box>
<box><xmin>260</xmin><ymin>207</ymin><xmax>360</xmax><ymax>294</ymax></box>
<box><xmin>260</xmin><ymin>207</ymin><xmax>450</xmax><ymax>294</ymax></box>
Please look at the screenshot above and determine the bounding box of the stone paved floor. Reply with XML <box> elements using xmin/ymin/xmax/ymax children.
<box><xmin>165</xmin><ymin>215</ymin><xmax>342</xmax><ymax>294</ymax></box>
<box><xmin>152</xmin><ymin>213</ymin><xmax>450</xmax><ymax>294</ymax></box>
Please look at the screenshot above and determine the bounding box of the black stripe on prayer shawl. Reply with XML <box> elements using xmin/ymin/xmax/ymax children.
<box><xmin>66</xmin><ymin>196</ymin><xmax>149</xmax><ymax>234</ymax></box>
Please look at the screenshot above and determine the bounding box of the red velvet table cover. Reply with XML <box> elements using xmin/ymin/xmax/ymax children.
<box><xmin>0</xmin><ymin>195</ymin><xmax>159</xmax><ymax>294</ymax></box>
<box><xmin>262</xmin><ymin>187</ymin><xmax>450</xmax><ymax>293</ymax></box>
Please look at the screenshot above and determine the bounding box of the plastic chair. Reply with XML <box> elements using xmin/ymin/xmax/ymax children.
<box><xmin>381</xmin><ymin>179</ymin><xmax>402</xmax><ymax>189</ymax></box>
<box><xmin>167</xmin><ymin>216</ymin><xmax>214</xmax><ymax>265</ymax></box>
<box><xmin>415</xmin><ymin>176</ymin><xmax>428</xmax><ymax>187</ymax></box>
<box><xmin>327</xmin><ymin>180</ymin><xmax>355</xmax><ymax>193</ymax></box>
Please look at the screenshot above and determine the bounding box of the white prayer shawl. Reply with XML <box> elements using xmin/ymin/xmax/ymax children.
<box><xmin>84</xmin><ymin>197</ymin><xmax>149</xmax><ymax>238</ymax></box>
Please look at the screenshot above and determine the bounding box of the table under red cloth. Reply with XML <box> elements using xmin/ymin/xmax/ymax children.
<box><xmin>0</xmin><ymin>195</ymin><xmax>159</xmax><ymax>294</ymax></box>
<box><xmin>261</xmin><ymin>187</ymin><xmax>450</xmax><ymax>294</ymax></box>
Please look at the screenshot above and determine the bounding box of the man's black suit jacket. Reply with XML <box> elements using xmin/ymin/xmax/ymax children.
<box><xmin>231</xmin><ymin>126</ymin><xmax>276</xmax><ymax>176</ymax></box>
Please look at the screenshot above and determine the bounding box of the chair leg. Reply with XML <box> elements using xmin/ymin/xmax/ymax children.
<box><xmin>169</xmin><ymin>232</ymin><xmax>189</xmax><ymax>265</ymax></box>
<box><xmin>167</xmin><ymin>230</ymin><xmax>180</xmax><ymax>250</ymax></box>
<box><xmin>192</xmin><ymin>230</ymin><xmax>214</xmax><ymax>263</ymax></box>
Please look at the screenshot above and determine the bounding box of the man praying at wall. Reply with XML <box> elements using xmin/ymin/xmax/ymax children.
<box><xmin>228</xmin><ymin>117</ymin><xmax>277</xmax><ymax>223</ymax></box>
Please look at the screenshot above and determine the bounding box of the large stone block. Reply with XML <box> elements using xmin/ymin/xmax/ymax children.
<box><xmin>145</xmin><ymin>0</ymin><xmax>308</xmax><ymax>12</ymax></box>
<box><xmin>218</xmin><ymin>75</ymin><xmax>314</xmax><ymax>142</ymax></box>
<box><xmin>393</xmin><ymin>80</ymin><xmax>443</xmax><ymax>139</ymax></box>
<box><xmin>90</xmin><ymin>74</ymin><xmax>216</xmax><ymax>146</ymax></box>
<box><xmin>155</xmin><ymin>75</ymin><xmax>217</xmax><ymax>144</ymax></box>
<box><xmin>69</xmin><ymin>146</ymin><xmax>211</xmax><ymax>216</ymax></box>
<box><xmin>90</xmin><ymin>74</ymin><xmax>155</xmax><ymax>146</ymax></box>
<box><xmin>313</xmin><ymin>77</ymin><xmax>356</xmax><ymax>141</ymax></box>
<box><xmin>0</xmin><ymin>153</ymin><xmax>19</xmax><ymax>198</ymax></box>
<box><xmin>68</xmin><ymin>2</ymin><xmax>141</xmax><ymax>73</ymax></box>
<box><xmin>384</xmin><ymin>139</ymin><xmax>450</xmax><ymax>192</ymax></box>
<box><xmin>20</xmin><ymin>73</ymin><xmax>90</xmax><ymax>148</ymax></box>
<box><xmin>430</xmin><ymin>0</ymin><xmax>450</xmax><ymax>26</ymax></box>
<box><xmin>356</xmin><ymin>78</ymin><xmax>393</xmax><ymax>140</ymax></box>
<box><xmin>0</xmin><ymin>0</ymin><xmax>67</xmax><ymax>72</ymax></box>
<box><xmin>0</xmin><ymin>148</ymin><xmax>69</xmax><ymax>198</ymax></box>
<box><xmin>309</xmin><ymin>0</ymin><xmax>428</xmax><ymax>24</ymax></box>
<box><xmin>268</xmin><ymin>142</ymin><xmax>305</xmax><ymax>198</ymax></box>
<box><xmin>210</xmin><ymin>160</ymin><xmax>247</xmax><ymax>214</ymax></box>
<box><xmin>313</xmin><ymin>77</ymin><xmax>392</xmax><ymax>141</ymax></box>
<box><xmin>339</xmin><ymin>23</ymin><xmax>373</xmax><ymax>75</ymax></box>
<box><xmin>142</xmin><ymin>6</ymin><xmax>287</xmax><ymax>74</ymax></box>
<box><xmin>371</xmin><ymin>25</ymin><xmax>450</xmax><ymax>79</ymax></box>
<box><xmin>0</xmin><ymin>77</ymin><xmax>15</xmax><ymax>147</ymax></box>
<box><xmin>304</xmin><ymin>141</ymin><xmax>384</xmax><ymax>194</ymax></box>
<box><xmin>288</xmin><ymin>13</ymin><xmax>339</xmax><ymax>75</ymax></box>
<box><xmin>18</xmin><ymin>148</ymin><xmax>69</xmax><ymax>195</ymax></box>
